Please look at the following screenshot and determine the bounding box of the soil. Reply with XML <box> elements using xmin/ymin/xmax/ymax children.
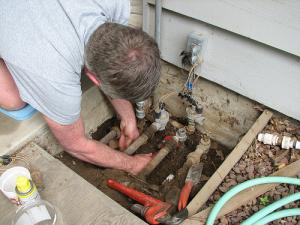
<box><xmin>206</xmin><ymin>117</ymin><xmax>300</xmax><ymax>225</ymax></box>
<box><xmin>57</xmin><ymin>117</ymin><xmax>230</xmax><ymax>212</ymax></box>
<box><xmin>57</xmin><ymin>115</ymin><xmax>300</xmax><ymax>224</ymax></box>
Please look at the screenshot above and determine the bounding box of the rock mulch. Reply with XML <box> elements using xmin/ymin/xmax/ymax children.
<box><xmin>205</xmin><ymin>117</ymin><xmax>300</xmax><ymax>225</ymax></box>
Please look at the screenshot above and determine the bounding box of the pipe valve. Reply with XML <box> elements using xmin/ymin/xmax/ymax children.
<box><xmin>153</xmin><ymin>104</ymin><xmax>170</xmax><ymax>131</ymax></box>
<box><xmin>186</xmin><ymin>105</ymin><xmax>204</xmax><ymax>134</ymax></box>
<box><xmin>136</xmin><ymin>101</ymin><xmax>145</xmax><ymax>119</ymax></box>
<box><xmin>174</xmin><ymin>128</ymin><xmax>187</xmax><ymax>142</ymax></box>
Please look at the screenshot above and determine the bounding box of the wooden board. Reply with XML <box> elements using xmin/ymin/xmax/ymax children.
<box><xmin>182</xmin><ymin>159</ymin><xmax>300</xmax><ymax>225</ymax></box>
<box><xmin>0</xmin><ymin>143</ymin><xmax>147</xmax><ymax>225</ymax></box>
<box><xmin>186</xmin><ymin>110</ymin><xmax>273</xmax><ymax>216</ymax></box>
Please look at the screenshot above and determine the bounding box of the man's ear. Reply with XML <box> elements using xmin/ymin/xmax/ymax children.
<box><xmin>84</xmin><ymin>67</ymin><xmax>101</xmax><ymax>86</ymax></box>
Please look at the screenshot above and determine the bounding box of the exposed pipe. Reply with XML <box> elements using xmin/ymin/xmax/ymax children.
<box><xmin>155</xmin><ymin>0</ymin><xmax>162</xmax><ymax>48</ymax></box>
<box><xmin>184</xmin><ymin>135</ymin><xmax>211</xmax><ymax>169</ymax></box>
<box><xmin>186</xmin><ymin>105</ymin><xmax>204</xmax><ymax>134</ymax></box>
<box><xmin>124</xmin><ymin>124</ymin><xmax>158</xmax><ymax>155</ymax></box>
<box><xmin>138</xmin><ymin>138</ymin><xmax>178</xmax><ymax>178</ymax></box>
<box><xmin>100</xmin><ymin>127</ymin><xmax>120</xmax><ymax>144</ymax></box>
<box><xmin>258</xmin><ymin>132</ymin><xmax>300</xmax><ymax>150</ymax></box>
<box><xmin>139</xmin><ymin>128</ymin><xmax>187</xmax><ymax>178</ymax></box>
<box><xmin>125</xmin><ymin>106</ymin><xmax>170</xmax><ymax>155</ymax></box>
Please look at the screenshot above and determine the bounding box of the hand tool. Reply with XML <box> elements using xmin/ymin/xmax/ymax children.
<box><xmin>107</xmin><ymin>179</ymin><xmax>172</xmax><ymax>224</ymax></box>
<box><xmin>178</xmin><ymin>163</ymin><xmax>203</xmax><ymax>211</ymax></box>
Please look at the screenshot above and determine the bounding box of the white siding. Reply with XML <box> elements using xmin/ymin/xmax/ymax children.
<box><xmin>145</xmin><ymin>0</ymin><xmax>300</xmax><ymax>57</ymax></box>
<box><xmin>144</xmin><ymin>0</ymin><xmax>300</xmax><ymax>121</ymax></box>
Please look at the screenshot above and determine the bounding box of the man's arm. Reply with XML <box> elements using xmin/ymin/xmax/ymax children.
<box><xmin>44</xmin><ymin>116</ymin><xmax>152</xmax><ymax>175</ymax></box>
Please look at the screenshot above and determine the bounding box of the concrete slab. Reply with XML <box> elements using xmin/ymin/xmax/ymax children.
<box><xmin>0</xmin><ymin>112</ymin><xmax>46</xmax><ymax>155</ymax></box>
<box><xmin>0</xmin><ymin>86</ymin><xmax>114</xmax><ymax>156</ymax></box>
<box><xmin>0</xmin><ymin>143</ymin><xmax>147</xmax><ymax>225</ymax></box>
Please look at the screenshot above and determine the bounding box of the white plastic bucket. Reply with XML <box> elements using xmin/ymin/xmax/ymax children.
<box><xmin>0</xmin><ymin>166</ymin><xmax>31</xmax><ymax>201</ymax></box>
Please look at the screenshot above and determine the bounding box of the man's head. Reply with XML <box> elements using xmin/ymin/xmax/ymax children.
<box><xmin>85</xmin><ymin>23</ymin><xmax>161</xmax><ymax>102</ymax></box>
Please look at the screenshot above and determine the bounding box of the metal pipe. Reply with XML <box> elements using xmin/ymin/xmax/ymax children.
<box><xmin>155</xmin><ymin>0</ymin><xmax>162</xmax><ymax>48</ymax></box>
<box><xmin>138</xmin><ymin>139</ymin><xmax>177</xmax><ymax>178</ymax></box>
<box><xmin>124</xmin><ymin>124</ymin><xmax>158</xmax><ymax>155</ymax></box>
<box><xmin>125</xmin><ymin>107</ymin><xmax>170</xmax><ymax>155</ymax></box>
<box><xmin>184</xmin><ymin>136</ymin><xmax>211</xmax><ymax>168</ymax></box>
<box><xmin>100</xmin><ymin>127</ymin><xmax>120</xmax><ymax>144</ymax></box>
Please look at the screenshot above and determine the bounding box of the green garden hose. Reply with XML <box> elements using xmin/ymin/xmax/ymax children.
<box><xmin>254</xmin><ymin>208</ymin><xmax>300</xmax><ymax>225</ymax></box>
<box><xmin>241</xmin><ymin>192</ymin><xmax>300</xmax><ymax>225</ymax></box>
<box><xmin>206</xmin><ymin>177</ymin><xmax>300</xmax><ymax>225</ymax></box>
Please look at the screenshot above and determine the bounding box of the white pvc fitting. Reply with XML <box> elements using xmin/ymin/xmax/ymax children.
<box><xmin>163</xmin><ymin>174</ymin><xmax>175</xmax><ymax>183</ymax></box>
<box><xmin>154</xmin><ymin>109</ymin><xmax>169</xmax><ymax>131</ymax></box>
<box><xmin>0</xmin><ymin>166</ymin><xmax>31</xmax><ymax>201</ymax></box>
<box><xmin>257</xmin><ymin>133</ymin><xmax>279</xmax><ymax>145</ymax></box>
<box><xmin>281</xmin><ymin>136</ymin><xmax>294</xmax><ymax>150</ymax></box>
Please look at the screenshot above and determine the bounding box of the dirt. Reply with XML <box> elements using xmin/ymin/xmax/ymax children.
<box><xmin>91</xmin><ymin>117</ymin><xmax>117</xmax><ymax>140</ymax></box>
<box><xmin>206</xmin><ymin>117</ymin><xmax>300</xmax><ymax>225</ymax></box>
<box><xmin>57</xmin><ymin>116</ymin><xmax>230</xmax><ymax>212</ymax></box>
<box><xmin>57</xmin><ymin>115</ymin><xmax>300</xmax><ymax>224</ymax></box>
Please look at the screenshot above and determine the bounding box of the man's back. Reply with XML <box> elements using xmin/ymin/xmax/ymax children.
<box><xmin>0</xmin><ymin>0</ymin><xmax>129</xmax><ymax>124</ymax></box>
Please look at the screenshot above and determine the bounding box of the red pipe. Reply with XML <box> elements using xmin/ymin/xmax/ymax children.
<box><xmin>107</xmin><ymin>179</ymin><xmax>161</xmax><ymax>207</ymax></box>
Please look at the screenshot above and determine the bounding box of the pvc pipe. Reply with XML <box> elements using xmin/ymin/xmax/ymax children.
<box><xmin>100</xmin><ymin>127</ymin><xmax>120</xmax><ymax>144</ymax></box>
<box><xmin>258</xmin><ymin>133</ymin><xmax>300</xmax><ymax>150</ymax></box>
<box><xmin>155</xmin><ymin>0</ymin><xmax>162</xmax><ymax>48</ymax></box>
<box><xmin>138</xmin><ymin>139</ymin><xmax>177</xmax><ymax>178</ymax></box>
<box><xmin>206</xmin><ymin>177</ymin><xmax>300</xmax><ymax>225</ymax></box>
<box><xmin>254</xmin><ymin>208</ymin><xmax>300</xmax><ymax>225</ymax></box>
<box><xmin>241</xmin><ymin>192</ymin><xmax>300</xmax><ymax>225</ymax></box>
<box><xmin>124</xmin><ymin>124</ymin><xmax>158</xmax><ymax>155</ymax></box>
<box><xmin>185</xmin><ymin>137</ymin><xmax>210</xmax><ymax>168</ymax></box>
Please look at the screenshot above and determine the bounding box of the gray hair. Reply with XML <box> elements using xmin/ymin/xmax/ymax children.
<box><xmin>85</xmin><ymin>22</ymin><xmax>161</xmax><ymax>102</ymax></box>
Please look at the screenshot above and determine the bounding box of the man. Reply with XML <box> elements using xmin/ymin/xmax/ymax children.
<box><xmin>0</xmin><ymin>0</ymin><xmax>161</xmax><ymax>175</ymax></box>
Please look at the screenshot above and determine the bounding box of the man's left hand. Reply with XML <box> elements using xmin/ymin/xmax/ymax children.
<box><xmin>119</xmin><ymin>119</ymin><xmax>139</xmax><ymax>150</ymax></box>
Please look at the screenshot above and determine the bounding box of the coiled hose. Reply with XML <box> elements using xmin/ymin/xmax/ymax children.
<box><xmin>206</xmin><ymin>177</ymin><xmax>300</xmax><ymax>225</ymax></box>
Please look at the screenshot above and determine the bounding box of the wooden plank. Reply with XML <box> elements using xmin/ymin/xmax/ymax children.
<box><xmin>0</xmin><ymin>143</ymin><xmax>147</xmax><ymax>225</ymax></box>
<box><xmin>186</xmin><ymin>110</ymin><xmax>273</xmax><ymax>216</ymax></box>
<box><xmin>146</xmin><ymin>0</ymin><xmax>300</xmax><ymax>57</ymax></box>
<box><xmin>182</xmin><ymin>159</ymin><xmax>300</xmax><ymax>225</ymax></box>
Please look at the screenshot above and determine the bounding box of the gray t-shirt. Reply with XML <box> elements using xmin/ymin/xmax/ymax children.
<box><xmin>0</xmin><ymin>0</ymin><xmax>130</xmax><ymax>124</ymax></box>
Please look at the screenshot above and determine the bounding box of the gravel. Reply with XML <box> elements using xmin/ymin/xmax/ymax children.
<box><xmin>204</xmin><ymin>117</ymin><xmax>300</xmax><ymax>225</ymax></box>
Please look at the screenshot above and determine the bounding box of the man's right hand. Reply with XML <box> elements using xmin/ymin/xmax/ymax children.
<box><xmin>127</xmin><ymin>153</ymin><xmax>153</xmax><ymax>175</ymax></box>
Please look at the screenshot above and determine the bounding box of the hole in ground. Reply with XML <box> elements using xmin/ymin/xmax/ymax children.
<box><xmin>56</xmin><ymin>117</ymin><xmax>230</xmax><ymax>215</ymax></box>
